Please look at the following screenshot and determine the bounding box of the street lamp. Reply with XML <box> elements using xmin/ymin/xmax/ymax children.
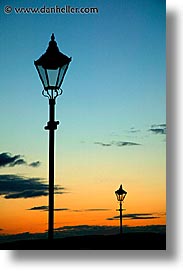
<box><xmin>34</xmin><ymin>34</ymin><xmax>71</xmax><ymax>241</ymax></box>
<box><xmin>115</xmin><ymin>184</ymin><xmax>127</xmax><ymax>235</ymax></box>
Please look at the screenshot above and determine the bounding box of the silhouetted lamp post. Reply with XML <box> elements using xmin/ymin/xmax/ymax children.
<box><xmin>115</xmin><ymin>184</ymin><xmax>127</xmax><ymax>235</ymax></box>
<box><xmin>34</xmin><ymin>34</ymin><xmax>71</xmax><ymax>240</ymax></box>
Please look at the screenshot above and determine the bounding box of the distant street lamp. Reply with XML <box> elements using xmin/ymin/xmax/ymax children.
<box><xmin>115</xmin><ymin>184</ymin><xmax>127</xmax><ymax>235</ymax></box>
<box><xmin>34</xmin><ymin>34</ymin><xmax>71</xmax><ymax>240</ymax></box>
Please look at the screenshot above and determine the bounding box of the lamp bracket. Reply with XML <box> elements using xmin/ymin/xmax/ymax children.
<box><xmin>42</xmin><ymin>88</ymin><xmax>63</xmax><ymax>100</ymax></box>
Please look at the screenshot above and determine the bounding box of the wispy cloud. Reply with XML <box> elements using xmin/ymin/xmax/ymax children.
<box><xmin>114</xmin><ymin>141</ymin><xmax>141</xmax><ymax>146</ymax></box>
<box><xmin>94</xmin><ymin>141</ymin><xmax>141</xmax><ymax>147</ymax></box>
<box><xmin>72</xmin><ymin>208</ymin><xmax>110</xmax><ymax>212</ymax></box>
<box><xmin>27</xmin><ymin>206</ymin><xmax>48</xmax><ymax>211</ymax></box>
<box><xmin>0</xmin><ymin>174</ymin><xmax>64</xmax><ymax>199</ymax></box>
<box><xmin>29</xmin><ymin>161</ymin><xmax>41</xmax><ymax>168</ymax></box>
<box><xmin>0</xmin><ymin>152</ymin><xmax>41</xmax><ymax>168</ymax></box>
<box><xmin>148</xmin><ymin>124</ymin><xmax>166</xmax><ymax>135</ymax></box>
<box><xmin>128</xmin><ymin>127</ymin><xmax>141</xmax><ymax>134</ymax></box>
<box><xmin>27</xmin><ymin>205</ymin><xmax>69</xmax><ymax>211</ymax></box>
<box><xmin>107</xmin><ymin>213</ymin><xmax>159</xmax><ymax>220</ymax></box>
<box><xmin>94</xmin><ymin>142</ymin><xmax>112</xmax><ymax>147</ymax></box>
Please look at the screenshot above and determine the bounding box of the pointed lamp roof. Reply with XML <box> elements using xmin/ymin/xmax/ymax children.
<box><xmin>34</xmin><ymin>33</ymin><xmax>71</xmax><ymax>70</ymax></box>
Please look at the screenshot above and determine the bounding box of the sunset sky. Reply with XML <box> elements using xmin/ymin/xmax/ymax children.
<box><xmin>0</xmin><ymin>0</ymin><xmax>166</xmax><ymax>237</ymax></box>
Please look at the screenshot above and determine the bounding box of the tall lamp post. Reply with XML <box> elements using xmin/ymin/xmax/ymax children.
<box><xmin>34</xmin><ymin>34</ymin><xmax>71</xmax><ymax>241</ymax></box>
<box><xmin>115</xmin><ymin>184</ymin><xmax>127</xmax><ymax>235</ymax></box>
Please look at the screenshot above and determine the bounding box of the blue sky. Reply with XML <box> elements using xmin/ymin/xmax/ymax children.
<box><xmin>0</xmin><ymin>1</ymin><xmax>165</xmax><ymax>143</ymax></box>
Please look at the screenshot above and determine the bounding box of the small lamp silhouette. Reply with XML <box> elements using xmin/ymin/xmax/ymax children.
<box><xmin>115</xmin><ymin>184</ymin><xmax>127</xmax><ymax>235</ymax></box>
<box><xmin>34</xmin><ymin>34</ymin><xmax>71</xmax><ymax>241</ymax></box>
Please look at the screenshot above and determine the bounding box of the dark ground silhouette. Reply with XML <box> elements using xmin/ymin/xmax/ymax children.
<box><xmin>0</xmin><ymin>232</ymin><xmax>166</xmax><ymax>250</ymax></box>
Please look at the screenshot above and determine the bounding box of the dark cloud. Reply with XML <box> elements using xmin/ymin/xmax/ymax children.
<box><xmin>5</xmin><ymin>190</ymin><xmax>48</xmax><ymax>199</ymax></box>
<box><xmin>151</xmin><ymin>123</ymin><xmax>166</xmax><ymax>128</ymax></box>
<box><xmin>27</xmin><ymin>206</ymin><xmax>69</xmax><ymax>211</ymax></box>
<box><xmin>10</xmin><ymin>159</ymin><xmax>27</xmax><ymax>166</ymax></box>
<box><xmin>149</xmin><ymin>124</ymin><xmax>166</xmax><ymax>135</ymax></box>
<box><xmin>123</xmin><ymin>213</ymin><xmax>159</xmax><ymax>220</ymax></box>
<box><xmin>149</xmin><ymin>129</ymin><xmax>166</xmax><ymax>135</ymax></box>
<box><xmin>106</xmin><ymin>215</ymin><xmax>119</xmax><ymax>220</ymax></box>
<box><xmin>53</xmin><ymin>225</ymin><xmax>118</xmax><ymax>237</ymax></box>
<box><xmin>0</xmin><ymin>152</ymin><xmax>41</xmax><ymax>168</ymax></box>
<box><xmin>113</xmin><ymin>141</ymin><xmax>141</xmax><ymax>146</ymax></box>
<box><xmin>94</xmin><ymin>141</ymin><xmax>141</xmax><ymax>147</ymax></box>
<box><xmin>107</xmin><ymin>213</ymin><xmax>159</xmax><ymax>220</ymax></box>
<box><xmin>0</xmin><ymin>174</ymin><xmax>64</xmax><ymax>199</ymax></box>
<box><xmin>54</xmin><ymin>208</ymin><xmax>69</xmax><ymax>211</ymax></box>
<box><xmin>27</xmin><ymin>206</ymin><xmax>48</xmax><ymax>211</ymax></box>
<box><xmin>0</xmin><ymin>152</ymin><xmax>27</xmax><ymax>167</ymax></box>
<box><xmin>29</xmin><ymin>161</ymin><xmax>41</xmax><ymax>168</ymax></box>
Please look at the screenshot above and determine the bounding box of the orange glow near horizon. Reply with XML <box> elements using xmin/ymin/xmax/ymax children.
<box><xmin>0</xmin><ymin>174</ymin><xmax>166</xmax><ymax>235</ymax></box>
<box><xmin>0</xmin><ymin>133</ymin><xmax>166</xmax><ymax>236</ymax></box>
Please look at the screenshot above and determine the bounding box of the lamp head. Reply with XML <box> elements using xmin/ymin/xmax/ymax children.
<box><xmin>115</xmin><ymin>184</ymin><xmax>127</xmax><ymax>202</ymax></box>
<box><xmin>34</xmin><ymin>33</ymin><xmax>71</xmax><ymax>98</ymax></box>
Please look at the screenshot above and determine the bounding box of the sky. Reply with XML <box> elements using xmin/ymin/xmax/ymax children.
<box><xmin>0</xmin><ymin>0</ymin><xmax>166</xmax><ymax>237</ymax></box>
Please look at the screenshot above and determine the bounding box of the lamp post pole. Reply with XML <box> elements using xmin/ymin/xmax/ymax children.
<box><xmin>34</xmin><ymin>34</ymin><xmax>71</xmax><ymax>240</ymax></box>
<box><xmin>45</xmin><ymin>98</ymin><xmax>59</xmax><ymax>241</ymax></box>
<box><xmin>119</xmin><ymin>200</ymin><xmax>122</xmax><ymax>235</ymax></box>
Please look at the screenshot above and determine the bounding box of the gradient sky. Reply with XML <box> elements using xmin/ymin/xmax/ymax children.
<box><xmin>0</xmin><ymin>0</ymin><xmax>166</xmax><ymax>235</ymax></box>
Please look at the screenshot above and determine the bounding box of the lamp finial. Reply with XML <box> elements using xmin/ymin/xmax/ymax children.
<box><xmin>51</xmin><ymin>33</ymin><xmax>55</xmax><ymax>41</ymax></box>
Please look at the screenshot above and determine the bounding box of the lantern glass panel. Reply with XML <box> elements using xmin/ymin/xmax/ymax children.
<box><xmin>37</xmin><ymin>65</ymin><xmax>48</xmax><ymax>89</ymax></box>
<box><xmin>115</xmin><ymin>192</ymin><xmax>127</xmax><ymax>201</ymax></box>
<box><xmin>47</xmin><ymin>69</ymin><xmax>59</xmax><ymax>88</ymax></box>
<box><xmin>56</xmin><ymin>64</ymin><xmax>68</xmax><ymax>88</ymax></box>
